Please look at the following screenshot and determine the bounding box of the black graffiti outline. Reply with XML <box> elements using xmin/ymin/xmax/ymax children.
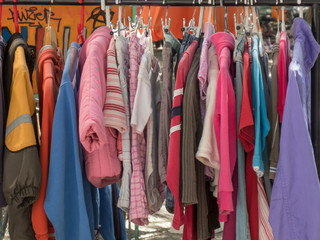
<box><xmin>7</xmin><ymin>7</ymin><xmax>62</xmax><ymax>31</ymax></box>
<box><xmin>86</xmin><ymin>7</ymin><xmax>115</xmax><ymax>29</ymax></box>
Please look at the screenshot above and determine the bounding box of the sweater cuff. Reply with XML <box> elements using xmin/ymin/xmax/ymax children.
<box><xmin>218</xmin><ymin>191</ymin><xmax>234</xmax><ymax>217</ymax></box>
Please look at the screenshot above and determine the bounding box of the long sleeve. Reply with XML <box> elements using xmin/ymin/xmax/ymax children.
<box><xmin>44</xmin><ymin>44</ymin><xmax>92</xmax><ymax>240</ymax></box>
<box><xmin>270</xmin><ymin>18</ymin><xmax>320</xmax><ymax>240</ymax></box>
<box><xmin>211</xmin><ymin>33</ymin><xmax>237</xmax><ymax>222</ymax></box>
<box><xmin>3</xmin><ymin>46</ymin><xmax>41</xmax><ymax>240</ymax></box>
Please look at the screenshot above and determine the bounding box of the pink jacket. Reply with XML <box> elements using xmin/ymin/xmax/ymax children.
<box><xmin>79</xmin><ymin>26</ymin><xmax>122</xmax><ymax>188</ymax></box>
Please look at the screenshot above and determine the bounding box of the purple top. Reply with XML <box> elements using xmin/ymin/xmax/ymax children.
<box><xmin>198</xmin><ymin>22</ymin><xmax>215</xmax><ymax>119</ymax></box>
<box><xmin>269</xmin><ymin>18</ymin><xmax>320</xmax><ymax>240</ymax></box>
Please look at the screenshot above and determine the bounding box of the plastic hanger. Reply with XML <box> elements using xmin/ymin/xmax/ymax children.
<box><xmin>161</xmin><ymin>6</ymin><xmax>171</xmax><ymax>35</ymax></box>
<box><xmin>123</xmin><ymin>7</ymin><xmax>127</xmax><ymax>29</ymax></box>
<box><xmin>298</xmin><ymin>0</ymin><xmax>303</xmax><ymax>18</ymax></box>
<box><xmin>196</xmin><ymin>6</ymin><xmax>205</xmax><ymax>38</ymax></box>
<box><xmin>275</xmin><ymin>5</ymin><xmax>280</xmax><ymax>43</ymax></box>
<box><xmin>13</xmin><ymin>0</ymin><xmax>19</xmax><ymax>33</ymax></box>
<box><xmin>280</xmin><ymin>0</ymin><xmax>285</xmax><ymax>32</ymax></box>
<box><xmin>245</xmin><ymin>5</ymin><xmax>249</xmax><ymax>33</ymax></box>
<box><xmin>208</xmin><ymin>6</ymin><xmax>212</xmax><ymax>24</ymax></box>
<box><xmin>106</xmin><ymin>6</ymin><xmax>111</xmax><ymax>28</ymax></box>
<box><xmin>140</xmin><ymin>6</ymin><xmax>152</xmax><ymax>36</ymax></box>
<box><xmin>256</xmin><ymin>7</ymin><xmax>264</xmax><ymax>57</ymax></box>
<box><xmin>252</xmin><ymin>2</ymin><xmax>258</xmax><ymax>33</ymax></box>
<box><xmin>182</xmin><ymin>6</ymin><xmax>197</xmax><ymax>35</ymax></box>
<box><xmin>213</xmin><ymin>1</ymin><xmax>216</xmax><ymax>30</ymax></box>
<box><xmin>43</xmin><ymin>0</ymin><xmax>58</xmax><ymax>49</ymax></box>
<box><xmin>110</xmin><ymin>6</ymin><xmax>127</xmax><ymax>36</ymax></box>
<box><xmin>76</xmin><ymin>0</ymin><xmax>85</xmax><ymax>43</ymax></box>
<box><xmin>224</xmin><ymin>7</ymin><xmax>229</xmax><ymax>32</ymax></box>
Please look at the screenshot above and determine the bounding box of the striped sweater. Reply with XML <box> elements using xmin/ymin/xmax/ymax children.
<box><xmin>167</xmin><ymin>40</ymin><xmax>198</xmax><ymax>230</ymax></box>
<box><xmin>104</xmin><ymin>38</ymin><xmax>127</xmax><ymax>134</ymax></box>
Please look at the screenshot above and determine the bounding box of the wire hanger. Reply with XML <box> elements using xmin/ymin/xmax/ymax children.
<box><xmin>13</xmin><ymin>0</ymin><xmax>19</xmax><ymax>33</ymax></box>
<box><xmin>76</xmin><ymin>0</ymin><xmax>85</xmax><ymax>43</ymax></box>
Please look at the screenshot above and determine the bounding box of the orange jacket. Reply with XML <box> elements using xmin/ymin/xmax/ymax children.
<box><xmin>32</xmin><ymin>46</ymin><xmax>64</xmax><ymax>240</ymax></box>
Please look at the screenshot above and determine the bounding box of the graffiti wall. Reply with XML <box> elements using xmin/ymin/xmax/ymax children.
<box><xmin>1</xmin><ymin>5</ymin><xmax>132</xmax><ymax>92</ymax></box>
<box><xmin>2</xmin><ymin>5</ymin><xmax>132</xmax><ymax>55</ymax></box>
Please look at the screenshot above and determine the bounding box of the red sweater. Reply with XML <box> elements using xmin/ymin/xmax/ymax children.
<box><xmin>167</xmin><ymin>40</ymin><xmax>198</xmax><ymax>230</ymax></box>
<box><xmin>239</xmin><ymin>41</ymin><xmax>259</xmax><ymax>240</ymax></box>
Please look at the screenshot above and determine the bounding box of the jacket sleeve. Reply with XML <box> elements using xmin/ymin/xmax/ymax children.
<box><xmin>3</xmin><ymin>47</ymin><xmax>41</xmax><ymax>209</ymax></box>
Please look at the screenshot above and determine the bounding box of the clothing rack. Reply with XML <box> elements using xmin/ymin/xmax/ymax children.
<box><xmin>1</xmin><ymin>0</ymin><xmax>320</xmax><ymax>182</ymax></box>
<box><xmin>0</xmin><ymin>0</ymin><xmax>318</xmax><ymax>6</ymax></box>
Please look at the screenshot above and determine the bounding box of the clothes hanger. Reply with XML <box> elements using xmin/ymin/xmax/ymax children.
<box><xmin>224</xmin><ymin>7</ymin><xmax>229</xmax><ymax>32</ymax></box>
<box><xmin>275</xmin><ymin>5</ymin><xmax>280</xmax><ymax>43</ymax></box>
<box><xmin>280</xmin><ymin>0</ymin><xmax>285</xmax><ymax>32</ymax></box>
<box><xmin>196</xmin><ymin>6</ymin><xmax>205</xmax><ymax>38</ymax></box>
<box><xmin>110</xmin><ymin>6</ymin><xmax>127</xmax><ymax>36</ymax></box>
<box><xmin>213</xmin><ymin>0</ymin><xmax>216</xmax><ymax>30</ymax></box>
<box><xmin>297</xmin><ymin>0</ymin><xmax>303</xmax><ymax>18</ymax></box>
<box><xmin>252</xmin><ymin>1</ymin><xmax>258</xmax><ymax>33</ymax></box>
<box><xmin>140</xmin><ymin>6</ymin><xmax>152</xmax><ymax>36</ymax></box>
<box><xmin>255</xmin><ymin>7</ymin><xmax>264</xmax><ymax>57</ymax></box>
<box><xmin>76</xmin><ymin>0</ymin><xmax>85</xmax><ymax>43</ymax></box>
<box><xmin>208</xmin><ymin>6</ymin><xmax>212</xmax><ymax>24</ymax></box>
<box><xmin>44</xmin><ymin>0</ymin><xmax>58</xmax><ymax>49</ymax></box>
<box><xmin>185</xmin><ymin>6</ymin><xmax>197</xmax><ymax>35</ymax></box>
<box><xmin>13</xmin><ymin>0</ymin><xmax>19</xmax><ymax>33</ymax></box>
<box><xmin>106</xmin><ymin>6</ymin><xmax>111</xmax><ymax>28</ymax></box>
<box><xmin>134</xmin><ymin>6</ymin><xmax>143</xmax><ymax>34</ymax></box>
<box><xmin>123</xmin><ymin>7</ymin><xmax>127</xmax><ymax>30</ymax></box>
<box><xmin>161</xmin><ymin>6</ymin><xmax>170</xmax><ymax>34</ymax></box>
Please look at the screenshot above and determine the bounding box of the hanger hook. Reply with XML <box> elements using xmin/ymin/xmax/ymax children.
<box><xmin>48</xmin><ymin>0</ymin><xmax>53</xmax><ymax>27</ymax></box>
<box><xmin>224</xmin><ymin>6</ymin><xmax>228</xmax><ymax>31</ymax></box>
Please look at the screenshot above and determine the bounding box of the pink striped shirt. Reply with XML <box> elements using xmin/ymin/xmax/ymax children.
<box><xmin>104</xmin><ymin>38</ymin><xmax>127</xmax><ymax>134</ymax></box>
<box><xmin>258</xmin><ymin>178</ymin><xmax>274</xmax><ymax>240</ymax></box>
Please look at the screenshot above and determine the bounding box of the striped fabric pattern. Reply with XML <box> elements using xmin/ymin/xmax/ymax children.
<box><xmin>257</xmin><ymin>177</ymin><xmax>274</xmax><ymax>240</ymax></box>
<box><xmin>104</xmin><ymin>38</ymin><xmax>127</xmax><ymax>133</ymax></box>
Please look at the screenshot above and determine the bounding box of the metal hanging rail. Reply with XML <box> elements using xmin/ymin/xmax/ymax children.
<box><xmin>0</xmin><ymin>0</ymin><xmax>318</xmax><ymax>6</ymax></box>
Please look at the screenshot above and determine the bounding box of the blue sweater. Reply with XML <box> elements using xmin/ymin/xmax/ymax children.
<box><xmin>44</xmin><ymin>42</ymin><xmax>93</xmax><ymax>240</ymax></box>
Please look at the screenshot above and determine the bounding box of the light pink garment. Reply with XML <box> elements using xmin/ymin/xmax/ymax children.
<box><xmin>129</xmin><ymin>33</ymin><xmax>149</xmax><ymax>226</ymax></box>
<box><xmin>198</xmin><ymin>22</ymin><xmax>215</xmax><ymax>106</ymax></box>
<box><xmin>196</xmin><ymin>44</ymin><xmax>220</xmax><ymax>197</ymax></box>
<box><xmin>78</xmin><ymin>26</ymin><xmax>122</xmax><ymax>188</ymax></box>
